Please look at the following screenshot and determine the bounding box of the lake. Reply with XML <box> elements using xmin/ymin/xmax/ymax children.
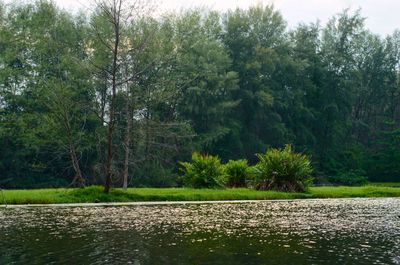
<box><xmin>1</xmin><ymin>198</ymin><xmax>399</xmax><ymax>264</ymax></box>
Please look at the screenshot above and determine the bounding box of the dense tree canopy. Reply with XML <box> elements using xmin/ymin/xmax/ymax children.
<box><xmin>0</xmin><ymin>1</ymin><xmax>399</xmax><ymax>188</ymax></box>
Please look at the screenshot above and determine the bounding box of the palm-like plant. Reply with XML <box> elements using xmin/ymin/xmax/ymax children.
<box><xmin>224</xmin><ymin>159</ymin><xmax>249</xmax><ymax>188</ymax></box>
<box><xmin>180</xmin><ymin>152</ymin><xmax>225</xmax><ymax>188</ymax></box>
<box><xmin>251</xmin><ymin>145</ymin><xmax>313</xmax><ymax>192</ymax></box>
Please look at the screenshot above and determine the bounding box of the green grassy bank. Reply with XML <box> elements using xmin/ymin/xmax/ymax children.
<box><xmin>1</xmin><ymin>185</ymin><xmax>400</xmax><ymax>205</ymax></box>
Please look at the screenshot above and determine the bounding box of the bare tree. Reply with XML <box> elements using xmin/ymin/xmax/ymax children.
<box><xmin>121</xmin><ymin>17</ymin><xmax>161</xmax><ymax>189</ymax></box>
<box><xmin>122</xmin><ymin>64</ymin><xmax>134</xmax><ymax>189</ymax></box>
<box><xmin>90</xmin><ymin>0</ymin><xmax>155</xmax><ymax>192</ymax></box>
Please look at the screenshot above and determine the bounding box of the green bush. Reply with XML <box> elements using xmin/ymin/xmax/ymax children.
<box><xmin>251</xmin><ymin>145</ymin><xmax>313</xmax><ymax>192</ymax></box>
<box><xmin>224</xmin><ymin>159</ymin><xmax>249</xmax><ymax>188</ymax></box>
<box><xmin>179</xmin><ymin>152</ymin><xmax>225</xmax><ymax>189</ymax></box>
<box><xmin>328</xmin><ymin>170</ymin><xmax>368</xmax><ymax>186</ymax></box>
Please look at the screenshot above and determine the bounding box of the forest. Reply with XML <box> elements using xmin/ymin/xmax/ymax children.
<box><xmin>0</xmin><ymin>0</ymin><xmax>399</xmax><ymax>189</ymax></box>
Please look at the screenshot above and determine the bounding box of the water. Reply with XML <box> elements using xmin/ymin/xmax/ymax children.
<box><xmin>1</xmin><ymin>198</ymin><xmax>399</xmax><ymax>265</ymax></box>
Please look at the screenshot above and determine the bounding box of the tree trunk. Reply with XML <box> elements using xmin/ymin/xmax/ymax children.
<box><xmin>123</xmin><ymin>97</ymin><xmax>132</xmax><ymax>189</ymax></box>
<box><xmin>104</xmin><ymin>11</ymin><xmax>120</xmax><ymax>194</ymax></box>
<box><xmin>63</xmin><ymin>110</ymin><xmax>85</xmax><ymax>188</ymax></box>
<box><xmin>104</xmin><ymin>121</ymin><xmax>114</xmax><ymax>193</ymax></box>
<box><xmin>70</xmin><ymin>144</ymin><xmax>85</xmax><ymax>187</ymax></box>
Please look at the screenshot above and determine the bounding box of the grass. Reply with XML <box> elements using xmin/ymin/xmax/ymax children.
<box><xmin>308</xmin><ymin>186</ymin><xmax>400</xmax><ymax>198</ymax></box>
<box><xmin>1</xmin><ymin>184</ymin><xmax>400</xmax><ymax>205</ymax></box>
<box><xmin>366</xmin><ymin>182</ymin><xmax>400</xmax><ymax>187</ymax></box>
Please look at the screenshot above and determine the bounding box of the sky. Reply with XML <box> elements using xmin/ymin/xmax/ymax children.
<box><xmin>5</xmin><ymin>0</ymin><xmax>400</xmax><ymax>36</ymax></box>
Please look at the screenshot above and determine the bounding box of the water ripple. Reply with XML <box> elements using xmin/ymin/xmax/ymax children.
<box><xmin>0</xmin><ymin>198</ymin><xmax>399</xmax><ymax>264</ymax></box>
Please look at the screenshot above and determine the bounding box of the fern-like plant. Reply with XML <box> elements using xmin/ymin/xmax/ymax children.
<box><xmin>251</xmin><ymin>145</ymin><xmax>313</xmax><ymax>192</ymax></box>
<box><xmin>224</xmin><ymin>159</ymin><xmax>249</xmax><ymax>188</ymax></box>
<box><xmin>179</xmin><ymin>152</ymin><xmax>225</xmax><ymax>189</ymax></box>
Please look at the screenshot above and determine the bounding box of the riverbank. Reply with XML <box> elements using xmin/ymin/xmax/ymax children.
<box><xmin>2</xmin><ymin>185</ymin><xmax>400</xmax><ymax>205</ymax></box>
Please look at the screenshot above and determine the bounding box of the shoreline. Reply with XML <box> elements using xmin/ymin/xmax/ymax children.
<box><xmin>2</xmin><ymin>185</ymin><xmax>400</xmax><ymax>206</ymax></box>
<box><xmin>1</xmin><ymin>196</ymin><xmax>398</xmax><ymax>208</ymax></box>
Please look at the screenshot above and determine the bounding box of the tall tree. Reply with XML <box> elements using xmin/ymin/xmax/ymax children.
<box><xmin>90</xmin><ymin>0</ymin><xmax>155</xmax><ymax>192</ymax></box>
<box><xmin>223</xmin><ymin>5</ymin><xmax>292</xmax><ymax>159</ymax></box>
<box><xmin>174</xmin><ymin>10</ymin><xmax>239</xmax><ymax>158</ymax></box>
<box><xmin>0</xmin><ymin>1</ymin><xmax>96</xmax><ymax>187</ymax></box>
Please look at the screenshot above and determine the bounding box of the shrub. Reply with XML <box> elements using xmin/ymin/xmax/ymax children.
<box><xmin>251</xmin><ymin>145</ymin><xmax>313</xmax><ymax>192</ymax></box>
<box><xmin>179</xmin><ymin>152</ymin><xmax>225</xmax><ymax>189</ymax></box>
<box><xmin>328</xmin><ymin>170</ymin><xmax>368</xmax><ymax>186</ymax></box>
<box><xmin>224</xmin><ymin>159</ymin><xmax>249</xmax><ymax>188</ymax></box>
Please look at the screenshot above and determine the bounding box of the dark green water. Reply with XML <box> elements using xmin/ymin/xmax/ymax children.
<box><xmin>1</xmin><ymin>198</ymin><xmax>400</xmax><ymax>265</ymax></box>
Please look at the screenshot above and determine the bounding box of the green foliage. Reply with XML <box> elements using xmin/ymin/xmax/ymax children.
<box><xmin>223</xmin><ymin>159</ymin><xmax>250</xmax><ymax>188</ymax></box>
<box><xmin>328</xmin><ymin>171</ymin><xmax>368</xmax><ymax>186</ymax></box>
<box><xmin>0</xmin><ymin>1</ymin><xmax>400</xmax><ymax>189</ymax></box>
<box><xmin>180</xmin><ymin>153</ymin><xmax>225</xmax><ymax>189</ymax></box>
<box><xmin>366</xmin><ymin>127</ymin><xmax>400</xmax><ymax>182</ymax></box>
<box><xmin>223</xmin><ymin>5</ymin><xmax>292</xmax><ymax>157</ymax></box>
<box><xmin>132</xmin><ymin>162</ymin><xmax>179</xmax><ymax>188</ymax></box>
<box><xmin>251</xmin><ymin>145</ymin><xmax>314</xmax><ymax>192</ymax></box>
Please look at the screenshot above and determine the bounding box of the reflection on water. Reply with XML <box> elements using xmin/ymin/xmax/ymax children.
<box><xmin>0</xmin><ymin>198</ymin><xmax>399</xmax><ymax>264</ymax></box>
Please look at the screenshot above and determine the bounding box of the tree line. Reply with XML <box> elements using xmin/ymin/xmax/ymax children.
<box><xmin>0</xmin><ymin>0</ymin><xmax>399</xmax><ymax>190</ymax></box>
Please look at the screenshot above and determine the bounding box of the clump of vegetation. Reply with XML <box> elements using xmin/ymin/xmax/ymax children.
<box><xmin>328</xmin><ymin>170</ymin><xmax>368</xmax><ymax>186</ymax></box>
<box><xmin>224</xmin><ymin>159</ymin><xmax>250</xmax><ymax>188</ymax></box>
<box><xmin>251</xmin><ymin>145</ymin><xmax>314</xmax><ymax>192</ymax></box>
<box><xmin>180</xmin><ymin>153</ymin><xmax>225</xmax><ymax>188</ymax></box>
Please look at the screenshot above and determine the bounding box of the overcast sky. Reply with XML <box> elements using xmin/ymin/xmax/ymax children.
<box><xmin>6</xmin><ymin>0</ymin><xmax>400</xmax><ymax>36</ymax></box>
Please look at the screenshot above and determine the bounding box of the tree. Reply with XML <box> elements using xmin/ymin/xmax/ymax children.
<box><xmin>174</xmin><ymin>10</ymin><xmax>239</xmax><ymax>158</ymax></box>
<box><xmin>0</xmin><ymin>1</ymin><xmax>96</xmax><ymax>188</ymax></box>
<box><xmin>1</xmin><ymin>1</ymin><xmax>400</xmax><ymax>188</ymax></box>
<box><xmin>89</xmin><ymin>0</ymin><xmax>155</xmax><ymax>192</ymax></box>
<box><xmin>223</xmin><ymin>5</ymin><xmax>292</xmax><ymax>159</ymax></box>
